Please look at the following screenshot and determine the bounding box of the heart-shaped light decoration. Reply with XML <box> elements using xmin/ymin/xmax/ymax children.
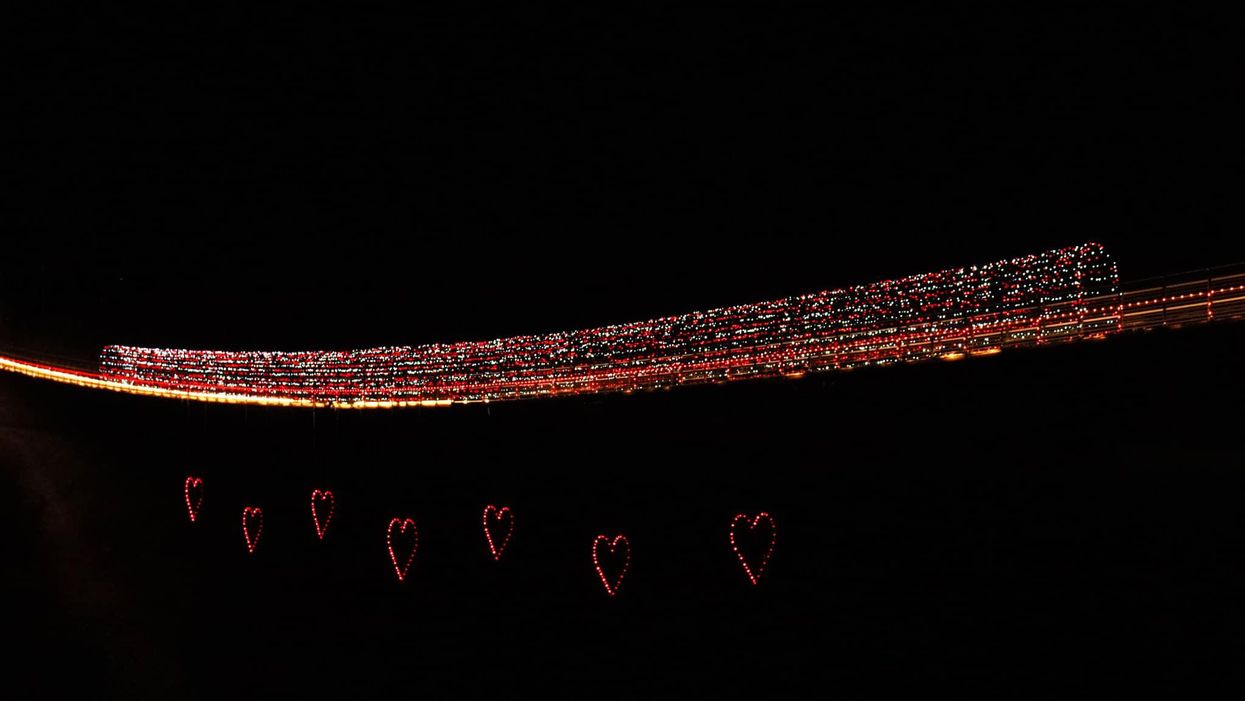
<box><xmin>729</xmin><ymin>512</ymin><xmax>776</xmax><ymax>585</ymax></box>
<box><xmin>387</xmin><ymin>517</ymin><xmax>418</xmax><ymax>582</ymax></box>
<box><xmin>311</xmin><ymin>489</ymin><xmax>335</xmax><ymax>540</ymax></box>
<box><xmin>184</xmin><ymin>476</ymin><xmax>204</xmax><ymax>523</ymax></box>
<box><xmin>482</xmin><ymin>505</ymin><xmax>514</xmax><ymax>561</ymax></box>
<box><xmin>242</xmin><ymin>506</ymin><xmax>264</xmax><ymax>554</ymax></box>
<box><xmin>592</xmin><ymin>534</ymin><xmax>630</xmax><ymax>596</ymax></box>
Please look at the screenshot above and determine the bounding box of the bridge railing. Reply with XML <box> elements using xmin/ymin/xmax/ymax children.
<box><xmin>1116</xmin><ymin>264</ymin><xmax>1245</xmax><ymax>331</ymax></box>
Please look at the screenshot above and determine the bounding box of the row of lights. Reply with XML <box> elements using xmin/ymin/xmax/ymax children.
<box><xmin>7</xmin><ymin>249</ymin><xmax>1239</xmax><ymax>409</ymax></box>
<box><xmin>186</xmin><ymin>477</ymin><xmax>775</xmax><ymax>594</ymax></box>
<box><xmin>97</xmin><ymin>243</ymin><xmax>1122</xmax><ymax>405</ymax></box>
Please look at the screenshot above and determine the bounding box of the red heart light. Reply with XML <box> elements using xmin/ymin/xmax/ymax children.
<box><xmin>311</xmin><ymin>489</ymin><xmax>335</xmax><ymax>540</ymax></box>
<box><xmin>242</xmin><ymin>506</ymin><xmax>264</xmax><ymax>554</ymax></box>
<box><xmin>387</xmin><ymin>517</ymin><xmax>418</xmax><ymax>582</ymax></box>
<box><xmin>729</xmin><ymin>512</ymin><xmax>776</xmax><ymax>585</ymax></box>
<box><xmin>184</xmin><ymin>476</ymin><xmax>204</xmax><ymax>523</ymax></box>
<box><xmin>592</xmin><ymin>534</ymin><xmax>630</xmax><ymax>596</ymax></box>
<box><xmin>482</xmin><ymin>505</ymin><xmax>514</xmax><ymax>561</ymax></box>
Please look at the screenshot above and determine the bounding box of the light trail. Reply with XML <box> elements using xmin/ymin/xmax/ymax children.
<box><xmin>0</xmin><ymin>354</ymin><xmax>452</xmax><ymax>407</ymax></box>
<box><xmin>1</xmin><ymin>247</ymin><xmax>1242</xmax><ymax>409</ymax></box>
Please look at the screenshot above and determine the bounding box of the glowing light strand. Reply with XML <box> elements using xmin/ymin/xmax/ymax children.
<box><xmin>8</xmin><ymin>263</ymin><xmax>1243</xmax><ymax>410</ymax></box>
<box><xmin>97</xmin><ymin>243</ymin><xmax>1122</xmax><ymax>406</ymax></box>
<box><xmin>482</xmin><ymin>505</ymin><xmax>513</xmax><ymax>561</ymax></box>
<box><xmin>592</xmin><ymin>534</ymin><xmax>630</xmax><ymax>596</ymax></box>
<box><xmin>310</xmin><ymin>489</ymin><xmax>334</xmax><ymax>540</ymax></box>
<box><xmin>184</xmin><ymin>476</ymin><xmax>204</xmax><ymax>523</ymax></box>
<box><xmin>729</xmin><ymin>513</ymin><xmax>776</xmax><ymax>586</ymax></box>
<box><xmin>242</xmin><ymin>506</ymin><xmax>263</xmax><ymax>554</ymax></box>
<box><xmin>387</xmin><ymin>517</ymin><xmax>418</xmax><ymax>582</ymax></box>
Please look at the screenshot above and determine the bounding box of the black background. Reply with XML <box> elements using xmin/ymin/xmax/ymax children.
<box><xmin>4</xmin><ymin>326</ymin><xmax>1245</xmax><ymax>696</ymax></box>
<box><xmin>2</xmin><ymin>5</ymin><xmax>1244</xmax><ymax>697</ymax></box>
<box><xmin>2</xmin><ymin>6</ymin><xmax>1243</xmax><ymax>355</ymax></box>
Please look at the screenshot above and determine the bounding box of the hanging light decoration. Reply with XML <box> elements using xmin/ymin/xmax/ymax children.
<box><xmin>592</xmin><ymin>534</ymin><xmax>631</xmax><ymax>596</ymax></box>
<box><xmin>98</xmin><ymin>243</ymin><xmax>1119</xmax><ymax>406</ymax></box>
<box><xmin>729</xmin><ymin>513</ymin><xmax>776</xmax><ymax>586</ymax></box>
<box><xmin>242</xmin><ymin>507</ymin><xmax>263</xmax><ymax>554</ymax></box>
<box><xmin>387</xmin><ymin>517</ymin><xmax>418</xmax><ymax>582</ymax></box>
<box><xmin>482</xmin><ymin>505</ymin><xmax>514</xmax><ymax>561</ymax></box>
<box><xmin>184</xmin><ymin>476</ymin><xmax>204</xmax><ymax>523</ymax></box>
<box><xmin>310</xmin><ymin>489</ymin><xmax>335</xmax><ymax>541</ymax></box>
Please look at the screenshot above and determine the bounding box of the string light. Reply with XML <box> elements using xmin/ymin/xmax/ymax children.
<box><xmin>729</xmin><ymin>513</ymin><xmax>776</xmax><ymax>586</ymax></box>
<box><xmin>387</xmin><ymin>517</ymin><xmax>418</xmax><ymax>582</ymax></box>
<box><xmin>482</xmin><ymin>505</ymin><xmax>513</xmax><ymax>561</ymax></box>
<box><xmin>96</xmin><ymin>243</ymin><xmax>1123</xmax><ymax>406</ymax></box>
<box><xmin>8</xmin><ymin>251</ymin><xmax>1240</xmax><ymax>410</ymax></box>
<box><xmin>311</xmin><ymin>489</ymin><xmax>334</xmax><ymax>540</ymax></box>
<box><xmin>592</xmin><ymin>534</ymin><xmax>630</xmax><ymax>596</ymax></box>
<box><xmin>184</xmin><ymin>476</ymin><xmax>204</xmax><ymax>523</ymax></box>
<box><xmin>242</xmin><ymin>507</ymin><xmax>263</xmax><ymax>554</ymax></box>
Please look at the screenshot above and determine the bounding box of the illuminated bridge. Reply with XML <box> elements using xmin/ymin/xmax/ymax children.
<box><xmin>1</xmin><ymin>243</ymin><xmax>1242</xmax><ymax>408</ymax></box>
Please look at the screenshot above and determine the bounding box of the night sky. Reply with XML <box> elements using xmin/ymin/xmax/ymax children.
<box><xmin>4</xmin><ymin>6</ymin><xmax>1242</xmax><ymax>354</ymax></box>
<box><xmin>3</xmin><ymin>6</ymin><xmax>1244</xmax><ymax>697</ymax></box>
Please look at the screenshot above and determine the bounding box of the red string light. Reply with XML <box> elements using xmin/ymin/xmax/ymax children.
<box><xmin>482</xmin><ymin>505</ymin><xmax>514</xmax><ymax>561</ymax></box>
<box><xmin>184</xmin><ymin>476</ymin><xmax>204</xmax><ymax>523</ymax></box>
<box><xmin>592</xmin><ymin>534</ymin><xmax>630</xmax><ymax>596</ymax></box>
<box><xmin>310</xmin><ymin>489</ymin><xmax>334</xmax><ymax>540</ymax></box>
<box><xmin>386</xmin><ymin>517</ymin><xmax>418</xmax><ymax>582</ymax></box>
<box><xmin>242</xmin><ymin>506</ymin><xmax>263</xmax><ymax>554</ymax></box>
<box><xmin>729</xmin><ymin>513</ymin><xmax>776</xmax><ymax>586</ymax></box>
